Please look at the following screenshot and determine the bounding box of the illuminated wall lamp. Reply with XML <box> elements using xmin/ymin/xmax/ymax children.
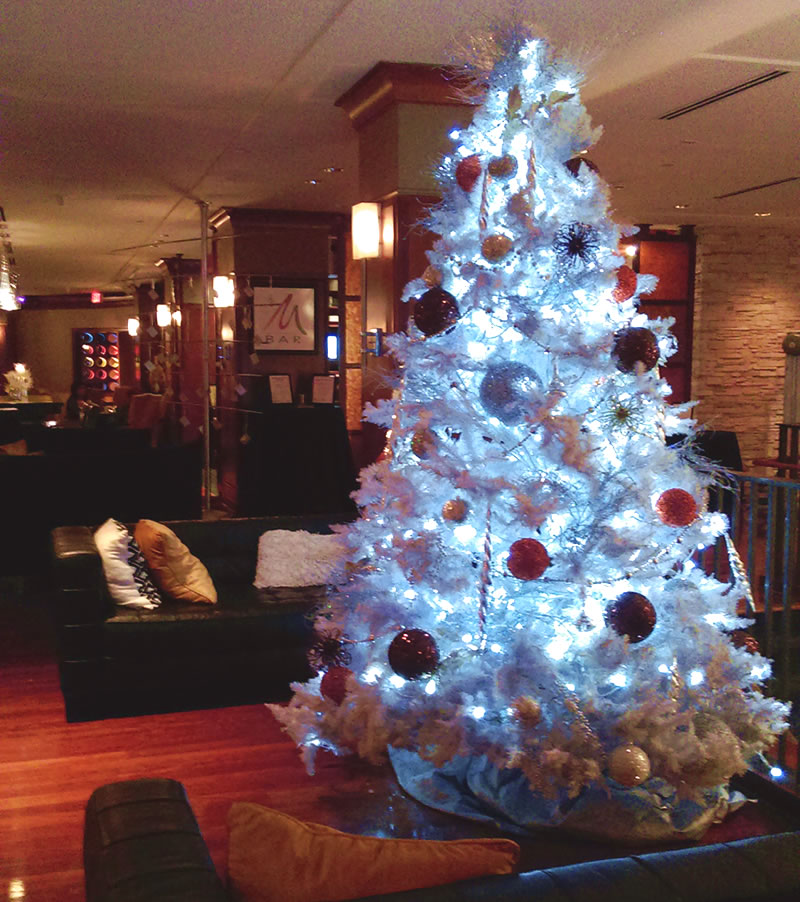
<box><xmin>127</xmin><ymin>317</ymin><xmax>140</xmax><ymax>337</ymax></box>
<box><xmin>351</xmin><ymin>202</ymin><xmax>380</xmax><ymax>260</ymax></box>
<box><xmin>155</xmin><ymin>304</ymin><xmax>171</xmax><ymax>328</ymax></box>
<box><xmin>172</xmin><ymin>309</ymin><xmax>182</xmax><ymax>326</ymax></box>
<box><xmin>213</xmin><ymin>275</ymin><xmax>235</xmax><ymax>308</ymax></box>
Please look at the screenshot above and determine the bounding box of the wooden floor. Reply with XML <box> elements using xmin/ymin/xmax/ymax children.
<box><xmin>0</xmin><ymin>581</ymin><xmax>402</xmax><ymax>901</ymax></box>
<box><xmin>2</xmin><ymin>579</ymin><xmax>798</xmax><ymax>901</ymax></box>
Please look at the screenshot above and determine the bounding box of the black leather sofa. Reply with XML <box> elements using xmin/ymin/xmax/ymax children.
<box><xmin>84</xmin><ymin>777</ymin><xmax>800</xmax><ymax>902</ymax></box>
<box><xmin>51</xmin><ymin>514</ymin><xmax>349</xmax><ymax>722</ymax></box>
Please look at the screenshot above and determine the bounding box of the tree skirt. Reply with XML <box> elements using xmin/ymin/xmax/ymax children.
<box><xmin>389</xmin><ymin>747</ymin><xmax>745</xmax><ymax>843</ymax></box>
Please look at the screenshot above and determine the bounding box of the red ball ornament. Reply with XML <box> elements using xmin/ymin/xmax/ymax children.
<box><xmin>605</xmin><ymin>592</ymin><xmax>656</xmax><ymax>643</ymax></box>
<box><xmin>612</xmin><ymin>265</ymin><xmax>637</xmax><ymax>302</ymax></box>
<box><xmin>413</xmin><ymin>287</ymin><xmax>459</xmax><ymax>336</ymax></box>
<box><xmin>455</xmin><ymin>155</ymin><xmax>482</xmax><ymax>192</ymax></box>
<box><xmin>612</xmin><ymin>327</ymin><xmax>659</xmax><ymax>373</ymax></box>
<box><xmin>320</xmin><ymin>667</ymin><xmax>353</xmax><ymax>705</ymax></box>
<box><xmin>655</xmin><ymin>488</ymin><xmax>698</xmax><ymax>527</ymax></box>
<box><xmin>508</xmin><ymin>538</ymin><xmax>550</xmax><ymax>580</ymax></box>
<box><xmin>388</xmin><ymin>629</ymin><xmax>439</xmax><ymax>680</ymax></box>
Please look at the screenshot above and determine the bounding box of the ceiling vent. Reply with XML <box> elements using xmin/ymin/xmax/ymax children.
<box><xmin>659</xmin><ymin>70</ymin><xmax>789</xmax><ymax>120</ymax></box>
<box><xmin>714</xmin><ymin>176</ymin><xmax>799</xmax><ymax>200</ymax></box>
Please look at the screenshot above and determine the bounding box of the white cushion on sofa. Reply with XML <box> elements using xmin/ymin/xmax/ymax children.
<box><xmin>94</xmin><ymin>518</ymin><xmax>162</xmax><ymax>609</ymax></box>
<box><xmin>254</xmin><ymin>530</ymin><xmax>347</xmax><ymax>588</ymax></box>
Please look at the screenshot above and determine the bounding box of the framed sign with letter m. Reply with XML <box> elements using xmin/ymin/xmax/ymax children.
<box><xmin>253</xmin><ymin>281</ymin><xmax>318</xmax><ymax>352</ymax></box>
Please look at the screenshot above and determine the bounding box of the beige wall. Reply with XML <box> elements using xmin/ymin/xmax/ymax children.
<box><xmin>691</xmin><ymin>225</ymin><xmax>800</xmax><ymax>466</ymax></box>
<box><xmin>11</xmin><ymin>305</ymin><xmax>136</xmax><ymax>401</ymax></box>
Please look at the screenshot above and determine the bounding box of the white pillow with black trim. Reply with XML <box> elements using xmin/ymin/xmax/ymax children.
<box><xmin>94</xmin><ymin>519</ymin><xmax>162</xmax><ymax>609</ymax></box>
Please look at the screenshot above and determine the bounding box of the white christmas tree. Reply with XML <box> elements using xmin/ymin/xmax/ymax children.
<box><xmin>272</xmin><ymin>27</ymin><xmax>789</xmax><ymax>841</ymax></box>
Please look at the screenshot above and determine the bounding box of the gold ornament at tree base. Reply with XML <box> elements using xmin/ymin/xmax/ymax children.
<box><xmin>482</xmin><ymin>234</ymin><xmax>513</xmax><ymax>262</ymax></box>
<box><xmin>511</xmin><ymin>695</ymin><xmax>542</xmax><ymax>727</ymax></box>
<box><xmin>442</xmin><ymin>498</ymin><xmax>468</xmax><ymax>522</ymax></box>
<box><xmin>607</xmin><ymin>743</ymin><xmax>651</xmax><ymax>787</ymax></box>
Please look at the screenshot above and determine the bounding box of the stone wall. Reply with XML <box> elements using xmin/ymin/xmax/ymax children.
<box><xmin>691</xmin><ymin>225</ymin><xmax>800</xmax><ymax>467</ymax></box>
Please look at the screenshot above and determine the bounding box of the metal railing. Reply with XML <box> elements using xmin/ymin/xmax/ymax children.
<box><xmin>709</xmin><ymin>472</ymin><xmax>799</xmax><ymax>791</ymax></box>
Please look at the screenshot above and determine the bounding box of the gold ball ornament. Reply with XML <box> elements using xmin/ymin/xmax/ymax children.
<box><xmin>488</xmin><ymin>154</ymin><xmax>518</xmax><ymax>180</ymax></box>
<box><xmin>422</xmin><ymin>265</ymin><xmax>443</xmax><ymax>288</ymax></box>
<box><xmin>442</xmin><ymin>498</ymin><xmax>468</xmax><ymax>522</ymax></box>
<box><xmin>607</xmin><ymin>744</ymin><xmax>651</xmax><ymax>787</ymax></box>
<box><xmin>411</xmin><ymin>429</ymin><xmax>436</xmax><ymax>459</ymax></box>
<box><xmin>481</xmin><ymin>234</ymin><xmax>513</xmax><ymax>262</ymax></box>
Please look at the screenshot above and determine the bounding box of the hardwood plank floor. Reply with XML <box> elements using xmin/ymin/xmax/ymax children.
<box><xmin>0</xmin><ymin>582</ymin><xmax>398</xmax><ymax>901</ymax></box>
<box><xmin>2</xmin><ymin>580</ymin><xmax>798</xmax><ymax>901</ymax></box>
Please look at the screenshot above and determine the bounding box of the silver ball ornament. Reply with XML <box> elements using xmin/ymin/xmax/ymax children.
<box><xmin>479</xmin><ymin>362</ymin><xmax>541</xmax><ymax>425</ymax></box>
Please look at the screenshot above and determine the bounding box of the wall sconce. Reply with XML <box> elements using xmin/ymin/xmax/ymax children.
<box><xmin>381</xmin><ymin>206</ymin><xmax>394</xmax><ymax>258</ymax></box>
<box><xmin>127</xmin><ymin>316</ymin><xmax>140</xmax><ymax>337</ymax></box>
<box><xmin>155</xmin><ymin>304</ymin><xmax>171</xmax><ymax>328</ymax></box>
<box><xmin>351</xmin><ymin>202</ymin><xmax>380</xmax><ymax>260</ymax></box>
<box><xmin>172</xmin><ymin>309</ymin><xmax>182</xmax><ymax>326</ymax></box>
<box><xmin>213</xmin><ymin>275</ymin><xmax>235</xmax><ymax>308</ymax></box>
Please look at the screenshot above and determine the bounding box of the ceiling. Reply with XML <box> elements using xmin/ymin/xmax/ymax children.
<box><xmin>1</xmin><ymin>0</ymin><xmax>798</xmax><ymax>297</ymax></box>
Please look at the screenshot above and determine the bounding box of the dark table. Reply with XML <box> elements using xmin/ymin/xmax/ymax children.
<box><xmin>237</xmin><ymin>404</ymin><xmax>358</xmax><ymax>518</ymax></box>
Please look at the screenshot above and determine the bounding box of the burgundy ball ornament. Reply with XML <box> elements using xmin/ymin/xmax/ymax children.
<box><xmin>388</xmin><ymin>629</ymin><xmax>439</xmax><ymax>680</ymax></box>
<box><xmin>612</xmin><ymin>327</ymin><xmax>660</xmax><ymax>373</ymax></box>
<box><xmin>413</xmin><ymin>287</ymin><xmax>459</xmax><ymax>336</ymax></box>
<box><xmin>605</xmin><ymin>592</ymin><xmax>656</xmax><ymax>643</ymax></box>
<box><xmin>479</xmin><ymin>361</ymin><xmax>541</xmax><ymax>425</ymax></box>
<box><xmin>612</xmin><ymin>265</ymin><xmax>637</xmax><ymax>302</ymax></box>
<box><xmin>508</xmin><ymin>538</ymin><xmax>551</xmax><ymax>580</ymax></box>
<box><xmin>320</xmin><ymin>667</ymin><xmax>353</xmax><ymax>705</ymax></box>
<box><xmin>655</xmin><ymin>488</ymin><xmax>698</xmax><ymax>527</ymax></box>
<box><xmin>455</xmin><ymin>154</ymin><xmax>482</xmax><ymax>192</ymax></box>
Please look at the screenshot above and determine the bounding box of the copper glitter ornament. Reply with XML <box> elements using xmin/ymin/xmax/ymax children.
<box><xmin>442</xmin><ymin>498</ymin><xmax>468</xmax><ymax>522</ymax></box>
<box><xmin>481</xmin><ymin>234</ymin><xmax>513</xmax><ymax>262</ymax></box>
<box><xmin>488</xmin><ymin>154</ymin><xmax>518</xmax><ymax>180</ymax></box>
<box><xmin>507</xmin><ymin>538</ymin><xmax>550</xmax><ymax>580</ymax></box>
<box><xmin>655</xmin><ymin>488</ymin><xmax>698</xmax><ymax>527</ymax></box>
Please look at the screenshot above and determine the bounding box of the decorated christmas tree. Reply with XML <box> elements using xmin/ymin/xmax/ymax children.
<box><xmin>272</xmin><ymin>26</ymin><xmax>789</xmax><ymax>841</ymax></box>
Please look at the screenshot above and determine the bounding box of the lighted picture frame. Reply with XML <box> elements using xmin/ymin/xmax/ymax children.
<box><xmin>312</xmin><ymin>374</ymin><xmax>336</xmax><ymax>405</ymax></box>
<box><xmin>268</xmin><ymin>374</ymin><xmax>294</xmax><ymax>404</ymax></box>
<box><xmin>253</xmin><ymin>283</ymin><xmax>317</xmax><ymax>352</ymax></box>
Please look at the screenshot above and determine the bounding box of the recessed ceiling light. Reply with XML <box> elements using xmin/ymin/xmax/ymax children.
<box><xmin>612</xmin><ymin>184</ymin><xmax>625</xmax><ymax>190</ymax></box>
<box><xmin>305</xmin><ymin>179</ymin><xmax>319</xmax><ymax>186</ymax></box>
<box><xmin>754</xmin><ymin>211</ymin><xmax>772</xmax><ymax>217</ymax></box>
<box><xmin>674</xmin><ymin>204</ymin><xmax>689</xmax><ymax>209</ymax></box>
<box><xmin>322</xmin><ymin>167</ymin><xmax>343</xmax><ymax>174</ymax></box>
